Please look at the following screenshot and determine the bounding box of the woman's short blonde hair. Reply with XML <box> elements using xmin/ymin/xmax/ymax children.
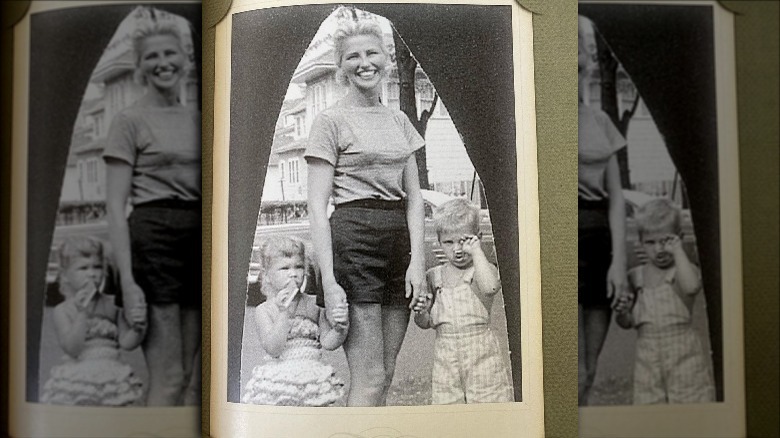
<box><xmin>332</xmin><ymin>18</ymin><xmax>389</xmax><ymax>86</ymax></box>
<box><xmin>131</xmin><ymin>21</ymin><xmax>185</xmax><ymax>86</ymax></box>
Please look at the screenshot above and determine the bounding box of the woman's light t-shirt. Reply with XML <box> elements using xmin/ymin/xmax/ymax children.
<box><xmin>578</xmin><ymin>102</ymin><xmax>626</xmax><ymax>201</ymax></box>
<box><xmin>304</xmin><ymin>104</ymin><xmax>425</xmax><ymax>205</ymax></box>
<box><xmin>103</xmin><ymin>105</ymin><xmax>201</xmax><ymax>206</ymax></box>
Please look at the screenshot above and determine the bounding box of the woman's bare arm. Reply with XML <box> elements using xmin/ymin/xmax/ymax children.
<box><xmin>105</xmin><ymin>159</ymin><xmax>146</xmax><ymax>324</ymax></box>
<box><xmin>402</xmin><ymin>156</ymin><xmax>426</xmax><ymax>306</ymax></box>
<box><xmin>306</xmin><ymin>159</ymin><xmax>347</xmax><ymax>326</ymax></box>
<box><xmin>605</xmin><ymin>156</ymin><xmax>627</xmax><ymax>305</ymax></box>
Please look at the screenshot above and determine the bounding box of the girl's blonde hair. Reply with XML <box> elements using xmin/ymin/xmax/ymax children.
<box><xmin>332</xmin><ymin>18</ymin><xmax>389</xmax><ymax>86</ymax></box>
<box><xmin>433</xmin><ymin>198</ymin><xmax>480</xmax><ymax>239</ymax></box>
<box><xmin>635</xmin><ymin>198</ymin><xmax>683</xmax><ymax>238</ymax></box>
<box><xmin>58</xmin><ymin>237</ymin><xmax>104</xmax><ymax>271</ymax></box>
<box><xmin>131</xmin><ymin>21</ymin><xmax>185</xmax><ymax>86</ymax></box>
<box><xmin>57</xmin><ymin>237</ymin><xmax>104</xmax><ymax>296</ymax></box>
<box><xmin>256</xmin><ymin>236</ymin><xmax>308</xmax><ymax>297</ymax></box>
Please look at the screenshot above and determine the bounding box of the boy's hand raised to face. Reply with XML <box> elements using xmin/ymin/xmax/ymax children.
<box><xmin>459</xmin><ymin>234</ymin><xmax>483</xmax><ymax>256</ymax></box>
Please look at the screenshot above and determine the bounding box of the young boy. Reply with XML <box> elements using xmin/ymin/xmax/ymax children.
<box><xmin>413</xmin><ymin>198</ymin><xmax>513</xmax><ymax>404</ymax></box>
<box><xmin>614</xmin><ymin>198</ymin><xmax>715</xmax><ymax>404</ymax></box>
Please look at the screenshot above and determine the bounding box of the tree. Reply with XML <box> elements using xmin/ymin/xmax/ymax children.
<box><xmin>595</xmin><ymin>32</ymin><xmax>640</xmax><ymax>189</ymax></box>
<box><xmin>393</xmin><ymin>31</ymin><xmax>437</xmax><ymax>190</ymax></box>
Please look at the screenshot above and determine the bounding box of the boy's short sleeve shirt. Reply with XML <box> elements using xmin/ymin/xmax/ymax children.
<box><xmin>304</xmin><ymin>104</ymin><xmax>425</xmax><ymax>205</ymax></box>
<box><xmin>578</xmin><ymin>102</ymin><xmax>627</xmax><ymax>201</ymax></box>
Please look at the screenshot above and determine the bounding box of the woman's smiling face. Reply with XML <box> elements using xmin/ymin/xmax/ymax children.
<box><xmin>139</xmin><ymin>34</ymin><xmax>186</xmax><ymax>91</ymax></box>
<box><xmin>340</xmin><ymin>34</ymin><xmax>387</xmax><ymax>92</ymax></box>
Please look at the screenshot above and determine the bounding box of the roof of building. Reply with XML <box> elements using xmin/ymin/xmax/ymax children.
<box><xmin>91</xmin><ymin>49</ymin><xmax>135</xmax><ymax>84</ymax></box>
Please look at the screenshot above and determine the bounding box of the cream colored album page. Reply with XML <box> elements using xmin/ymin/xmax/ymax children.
<box><xmin>211</xmin><ymin>0</ymin><xmax>543</xmax><ymax>437</ymax></box>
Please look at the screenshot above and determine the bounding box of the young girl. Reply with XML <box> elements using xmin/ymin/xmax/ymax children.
<box><xmin>242</xmin><ymin>236</ymin><xmax>348</xmax><ymax>406</ymax></box>
<box><xmin>614</xmin><ymin>199</ymin><xmax>715</xmax><ymax>404</ymax></box>
<box><xmin>41</xmin><ymin>237</ymin><xmax>145</xmax><ymax>406</ymax></box>
<box><xmin>413</xmin><ymin>199</ymin><xmax>513</xmax><ymax>404</ymax></box>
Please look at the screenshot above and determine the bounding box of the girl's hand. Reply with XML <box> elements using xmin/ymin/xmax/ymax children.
<box><xmin>74</xmin><ymin>283</ymin><xmax>98</xmax><ymax>311</ymax></box>
<box><xmin>275</xmin><ymin>283</ymin><xmax>300</xmax><ymax>317</ymax></box>
<box><xmin>412</xmin><ymin>292</ymin><xmax>433</xmax><ymax>313</ymax></box>
<box><xmin>323</xmin><ymin>281</ymin><xmax>348</xmax><ymax>329</ymax></box>
<box><xmin>405</xmin><ymin>261</ymin><xmax>426</xmax><ymax>310</ymax></box>
<box><xmin>127</xmin><ymin>306</ymin><xmax>148</xmax><ymax>332</ymax></box>
<box><xmin>612</xmin><ymin>291</ymin><xmax>634</xmax><ymax>313</ymax></box>
<box><xmin>121</xmin><ymin>281</ymin><xmax>147</xmax><ymax>325</ymax></box>
<box><xmin>460</xmin><ymin>234</ymin><xmax>484</xmax><ymax>256</ymax></box>
<box><xmin>329</xmin><ymin>302</ymin><xmax>349</xmax><ymax>331</ymax></box>
<box><xmin>606</xmin><ymin>261</ymin><xmax>627</xmax><ymax>308</ymax></box>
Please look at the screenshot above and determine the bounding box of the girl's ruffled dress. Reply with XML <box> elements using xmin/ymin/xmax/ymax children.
<box><xmin>41</xmin><ymin>316</ymin><xmax>144</xmax><ymax>406</ymax></box>
<box><xmin>242</xmin><ymin>315</ymin><xmax>344</xmax><ymax>406</ymax></box>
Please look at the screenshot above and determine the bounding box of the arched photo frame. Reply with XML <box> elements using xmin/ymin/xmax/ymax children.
<box><xmin>226</xmin><ymin>3</ymin><xmax>522</xmax><ymax>404</ymax></box>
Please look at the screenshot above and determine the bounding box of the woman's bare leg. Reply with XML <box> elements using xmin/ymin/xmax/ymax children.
<box><xmin>379</xmin><ymin>305</ymin><xmax>410</xmax><ymax>405</ymax></box>
<box><xmin>181</xmin><ymin>307</ymin><xmax>201</xmax><ymax>406</ymax></box>
<box><xmin>342</xmin><ymin>304</ymin><xmax>385</xmax><ymax>406</ymax></box>
<box><xmin>143</xmin><ymin>304</ymin><xmax>185</xmax><ymax>406</ymax></box>
<box><xmin>579</xmin><ymin>305</ymin><xmax>612</xmax><ymax>405</ymax></box>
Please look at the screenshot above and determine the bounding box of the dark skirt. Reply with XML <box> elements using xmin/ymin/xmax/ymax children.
<box><xmin>126</xmin><ymin>200</ymin><xmax>201</xmax><ymax>308</ymax></box>
<box><xmin>579</xmin><ymin>199</ymin><xmax>612</xmax><ymax>308</ymax></box>
<box><xmin>319</xmin><ymin>201</ymin><xmax>411</xmax><ymax>307</ymax></box>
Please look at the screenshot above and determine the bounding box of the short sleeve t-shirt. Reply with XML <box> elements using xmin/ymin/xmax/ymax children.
<box><xmin>102</xmin><ymin>105</ymin><xmax>201</xmax><ymax>206</ymax></box>
<box><xmin>304</xmin><ymin>104</ymin><xmax>425</xmax><ymax>205</ymax></box>
<box><xmin>578</xmin><ymin>102</ymin><xmax>626</xmax><ymax>201</ymax></box>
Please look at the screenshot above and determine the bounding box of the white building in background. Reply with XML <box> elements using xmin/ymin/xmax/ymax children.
<box><xmin>260</xmin><ymin>28</ymin><xmax>481</xmax><ymax>212</ymax></box>
<box><xmin>58</xmin><ymin>9</ymin><xmax>198</xmax><ymax>225</ymax></box>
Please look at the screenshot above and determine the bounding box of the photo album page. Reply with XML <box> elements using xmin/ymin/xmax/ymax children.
<box><xmin>209</xmin><ymin>0</ymin><xmax>544</xmax><ymax>436</ymax></box>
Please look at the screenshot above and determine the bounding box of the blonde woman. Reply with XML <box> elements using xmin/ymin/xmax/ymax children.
<box><xmin>305</xmin><ymin>18</ymin><xmax>426</xmax><ymax>406</ymax></box>
<box><xmin>103</xmin><ymin>21</ymin><xmax>201</xmax><ymax>406</ymax></box>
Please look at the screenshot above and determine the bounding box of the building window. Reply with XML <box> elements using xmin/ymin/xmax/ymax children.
<box><xmin>386</xmin><ymin>81</ymin><xmax>400</xmax><ymax>109</ymax></box>
<box><xmin>287</xmin><ymin>158</ymin><xmax>300</xmax><ymax>184</ymax></box>
<box><xmin>417</xmin><ymin>82</ymin><xmax>435</xmax><ymax>118</ymax></box>
<box><xmin>295</xmin><ymin>116</ymin><xmax>305</xmax><ymax>137</ymax></box>
<box><xmin>85</xmin><ymin>158</ymin><xmax>98</xmax><ymax>183</ymax></box>
<box><xmin>309</xmin><ymin>82</ymin><xmax>328</xmax><ymax>116</ymax></box>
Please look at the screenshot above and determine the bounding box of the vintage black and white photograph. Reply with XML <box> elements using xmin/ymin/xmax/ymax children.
<box><xmin>226</xmin><ymin>4</ymin><xmax>524</xmax><ymax>407</ymax></box>
<box><xmin>26</xmin><ymin>4</ymin><xmax>201</xmax><ymax>407</ymax></box>
<box><xmin>577</xmin><ymin>4</ymin><xmax>730</xmax><ymax>409</ymax></box>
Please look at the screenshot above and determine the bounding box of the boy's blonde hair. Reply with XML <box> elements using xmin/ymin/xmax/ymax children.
<box><xmin>131</xmin><ymin>21</ymin><xmax>185</xmax><ymax>86</ymax></box>
<box><xmin>433</xmin><ymin>198</ymin><xmax>480</xmax><ymax>239</ymax></box>
<box><xmin>257</xmin><ymin>235</ymin><xmax>307</xmax><ymax>296</ymax></box>
<box><xmin>635</xmin><ymin>198</ymin><xmax>682</xmax><ymax>238</ymax></box>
